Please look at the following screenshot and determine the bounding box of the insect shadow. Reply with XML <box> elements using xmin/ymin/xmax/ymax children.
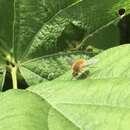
<box><xmin>76</xmin><ymin>70</ymin><xmax>90</xmax><ymax>80</ymax></box>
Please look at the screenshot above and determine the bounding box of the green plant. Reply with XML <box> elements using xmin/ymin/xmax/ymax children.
<box><xmin>0</xmin><ymin>0</ymin><xmax>130</xmax><ymax>129</ymax></box>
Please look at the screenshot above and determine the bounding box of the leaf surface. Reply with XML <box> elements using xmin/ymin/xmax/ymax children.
<box><xmin>0</xmin><ymin>89</ymin><xmax>82</xmax><ymax>130</ymax></box>
<box><xmin>29</xmin><ymin>78</ymin><xmax>130</xmax><ymax>130</ymax></box>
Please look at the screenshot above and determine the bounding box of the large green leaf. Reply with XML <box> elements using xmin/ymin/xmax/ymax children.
<box><xmin>29</xmin><ymin>78</ymin><xmax>130</xmax><ymax>130</ymax></box>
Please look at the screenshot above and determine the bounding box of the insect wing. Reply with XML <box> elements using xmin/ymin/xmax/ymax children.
<box><xmin>87</xmin><ymin>58</ymin><xmax>98</xmax><ymax>66</ymax></box>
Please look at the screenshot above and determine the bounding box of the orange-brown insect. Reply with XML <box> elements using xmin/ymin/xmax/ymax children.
<box><xmin>72</xmin><ymin>59</ymin><xmax>86</xmax><ymax>77</ymax></box>
<box><xmin>71</xmin><ymin>58</ymin><xmax>97</xmax><ymax>78</ymax></box>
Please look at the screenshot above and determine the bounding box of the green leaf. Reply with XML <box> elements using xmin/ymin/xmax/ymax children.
<box><xmin>29</xmin><ymin>78</ymin><xmax>130</xmax><ymax>130</ymax></box>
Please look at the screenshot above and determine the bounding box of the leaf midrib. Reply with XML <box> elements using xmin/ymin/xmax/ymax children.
<box><xmin>55</xmin><ymin>103</ymin><xmax>130</xmax><ymax>110</ymax></box>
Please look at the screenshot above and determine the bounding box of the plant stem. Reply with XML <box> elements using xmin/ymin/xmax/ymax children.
<box><xmin>11</xmin><ymin>66</ymin><xmax>17</xmax><ymax>89</ymax></box>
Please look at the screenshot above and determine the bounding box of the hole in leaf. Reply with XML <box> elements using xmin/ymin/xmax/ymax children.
<box><xmin>118</xmin><ymin>8</ymin><xmax>125</xmax><ymax>16</ymax></box>
<box><xmin>57</xmin><ymin>23</ymin><xmax>85</xmax><ymax>51</ymax></box>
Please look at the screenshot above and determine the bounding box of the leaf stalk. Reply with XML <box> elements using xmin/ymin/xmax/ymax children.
<box><xmin>11</xmin><ymin>66</ymin><xmax>17</xmax><ymax>89</ymax></box>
